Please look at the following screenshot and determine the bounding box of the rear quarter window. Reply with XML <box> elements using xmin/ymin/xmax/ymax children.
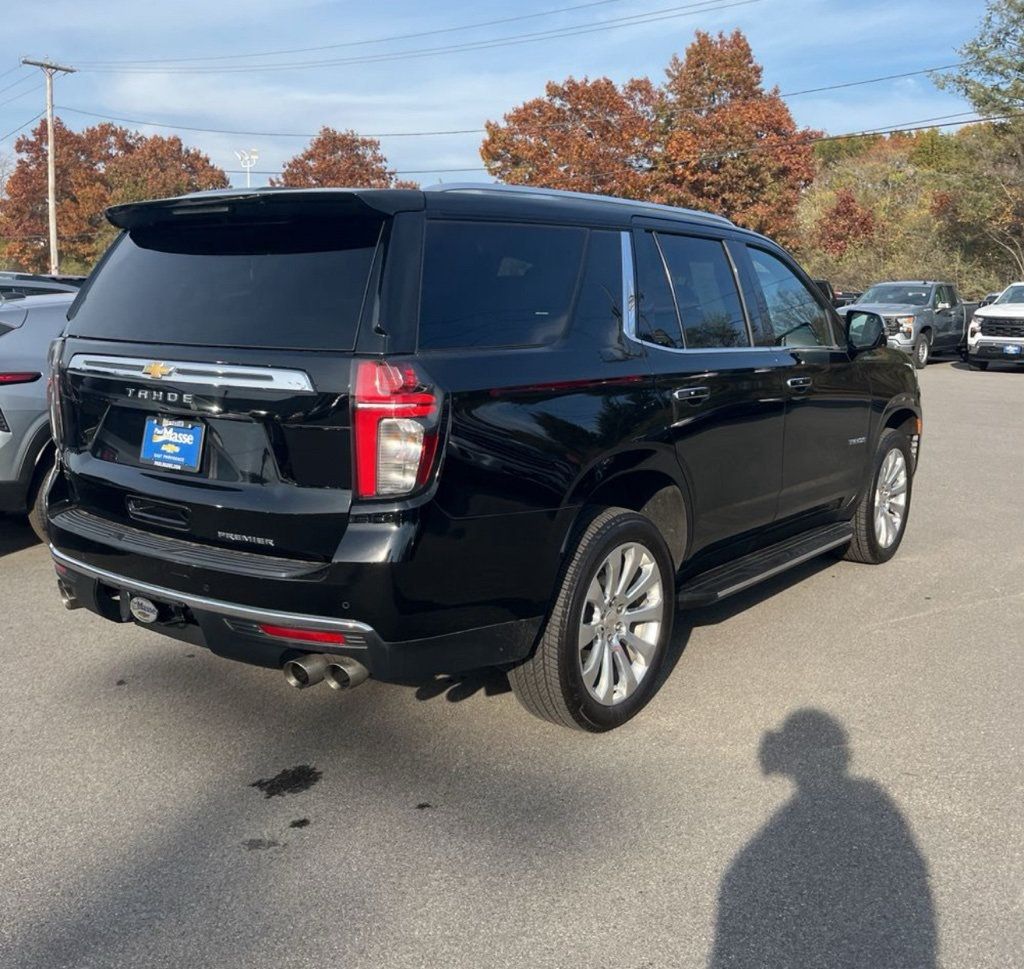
<box><xmin>418</xmin><ymin>221</ymin><xmax>586</xmax><ymax>350</ymax></box>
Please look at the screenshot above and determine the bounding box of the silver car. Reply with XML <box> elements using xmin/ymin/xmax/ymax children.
<box><xmin>0</xmin><ymin>293</ymin><xmax>74</xmax><ymax>540</ymax></box>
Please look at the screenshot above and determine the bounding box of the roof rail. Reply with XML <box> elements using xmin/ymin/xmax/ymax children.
<box><xmin>425</xmin><ymin>183</ymin><xmax>734</xmax><ymax>227</ymax></box>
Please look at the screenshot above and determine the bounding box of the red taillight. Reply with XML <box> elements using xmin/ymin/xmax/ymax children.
<box><xmin>0</xmin><ymin>372</ymin><xmax>41</xmax><ymax>385</ymax></box>
<box><xmin>258</xmin><ymin>624</ymin><xmax>346</xmax><ymax>646</ymax></box>
<box><xmin>352</xmin><ymin>359</ymin><xmax>441</xmax><ymax>499</ymax></box>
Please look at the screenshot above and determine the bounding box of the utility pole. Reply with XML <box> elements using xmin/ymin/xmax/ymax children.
<box><xmin>21</xmin><ymin>58</ymin><xmax>76</xmax><ymax>275</ymax></box>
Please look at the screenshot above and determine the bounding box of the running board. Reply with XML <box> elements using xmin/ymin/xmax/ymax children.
<box><xmin>678</xmin><ymin>522</ymin><xmax>854</xmax><ymax>608</ymax></box>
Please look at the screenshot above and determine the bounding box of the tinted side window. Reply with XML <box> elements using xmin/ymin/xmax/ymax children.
<box><xmin>746</xmin><ymin>247</ymin><xmax>834</xmax><ymax>348</ymax></box>
<box><xmin>571</xmin><ymin>230</ymin><xmax>624</xmax><ymax>345</ymax></box>
<box><xmin>657</xmin><ymin>233</ymin><xmax>749</xmax><ymax>348</ymax></box>
<box><xmin>419</xmin><ymin>222</ymin><xmax>585</xmax><ymax>350</ymax></box>
<box><xmin>634</xmin><ymin>231</ymin><xmax>683</xmax><ymax>348</ymax></box>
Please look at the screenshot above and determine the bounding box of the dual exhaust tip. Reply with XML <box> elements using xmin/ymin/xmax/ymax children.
<box><xmin>283</xmin><ymin>653</ymin><xmax>369</xmax><ymax>691</ymax></box>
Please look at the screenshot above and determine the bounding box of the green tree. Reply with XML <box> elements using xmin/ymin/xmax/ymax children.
<box><xmin>935</xmin><ymin>0</ymin><xmax>1024</xmax><ymax>119</ymax></box>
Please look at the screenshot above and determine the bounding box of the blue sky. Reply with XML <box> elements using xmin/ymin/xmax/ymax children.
<box><xmin>0</xmin><ymin>0</ymin><xmax>988</xmax><ymax>188</ymax></box>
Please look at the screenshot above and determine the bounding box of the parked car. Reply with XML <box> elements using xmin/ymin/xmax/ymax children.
<box><xmin>0</xmin><ymin>272</ymin><xmax>84</xmax><ymax>301</ymax></box>
<box><xmin>964</xmin><ymin>281</ymin><xmax>1024</xmax><ymax>369</ymax></box>
<box><xmin>838</xmin><ymin>280</ymin><xmax>978</xmax><ymax>368</ymax></box>
<box><xmin>0</xmin><ymin>293</ymin><xmax>75</xmax><ymax>540</ymax></box>
<box><xmin>978</xmin><ymin>291</ymin><xmax>1002</xmax><ymax>307</ymax></box>
<box><xmin>46</xmin><ymin>185</ymin><xmax>921</xmax><ymax>731</ymax></box>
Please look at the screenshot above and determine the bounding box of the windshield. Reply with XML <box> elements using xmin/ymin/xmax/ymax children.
<box><xmin>994</xmin><ymin>284</ymin><xmax>1024</xmax><ymax>305</ymax></box>
<box><xmin>67</xmin><ymin>215</ymin><xmax>385</xmax><ymax>350</ymax></box>
<box><xmin>860</xmin><ymin>284</ymin><xmax>932</xmax><ymax>306</ymax></box>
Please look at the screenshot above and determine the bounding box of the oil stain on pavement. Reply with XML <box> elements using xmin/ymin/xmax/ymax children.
<box><xmin>249</xmin><ymin>764</ymin><xmax>322</xmax><ymax>798</ymax></box>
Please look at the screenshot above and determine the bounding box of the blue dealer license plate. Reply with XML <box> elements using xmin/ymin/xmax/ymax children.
<box><xmin>1003</xmin><ymin>344</ymin><xmax>1022</xmax><ymax>355</ymax></box>
<box><xmin>140</xmin><ymin>418</ymin><xmax>205</xmax><ymax>472</ymax></box>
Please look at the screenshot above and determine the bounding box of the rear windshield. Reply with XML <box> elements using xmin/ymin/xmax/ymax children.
<box><xmin>67</xmin><ymin>216</ymin><xmax>384</xmax><ymax>350</ymax></box>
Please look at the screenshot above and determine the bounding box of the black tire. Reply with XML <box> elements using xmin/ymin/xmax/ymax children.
<box><xmin>912</xmin><ymin>331</ymin><xmax>931</xmax><ymax>369</ymax></box>
<box><xmin>844</xmin><ymin>429</ymin><xmax>914</xmax><ymax>565</ymax></box>
<box><xmin>968</xmin><ymin>359</ymin><xmax>989</xmax><ymax>371</ymax></box>
<box><xmin>508</xmin><ymin>507</ymin><xmax>675</xmax><ymax>732</ymax></box>
<box><xmin>25</xmin><ymin>460</ymin><xmax>55</xmax><ymax>545</ymax></box>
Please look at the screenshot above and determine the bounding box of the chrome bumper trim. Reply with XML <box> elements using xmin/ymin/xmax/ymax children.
<box><xmin>50</xmin><ymin>546</ymin><xmax>374</xmax><ymax>637</ymax></box>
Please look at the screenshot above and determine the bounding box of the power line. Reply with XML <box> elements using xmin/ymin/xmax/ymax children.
<box><xmin>780</xmin><ymin>64</ymin><xmax>963</xmax><ymax>99</ymax></box>
<box><xmin>226</xmin><ymin>112</ymin><xmax>1017</xmax><ymax>181</ymax></box>
<box><xmin>73</xmin><ymin>0</ymin><xmax>633</xmax><ymax>65</ymax></box>
<box><xmin>74</xmin><ymin>0</ymin><xmax>763</xmax><ymax>75</ymax></box>
<box><xmin>0</xmin><ymin>63</ymin><xmax>26</xmax><ymax>81</ymax></box>
<box><xmin>0</xmin><ymin>71</ymin><xmax>38</xmax><ymax>99</ymax></box>
<box><xmin>55</xmin><ymin>106</ymin><xmax>485</xmax><ymax>139</ymax></box>
<box><xmin>0</xmin><ymin>111</ymin><xmax>45</xmax><ymax>145</ymax></box>
<box><xmin>54</xmin><ymin>60</ymin><xmax>970</xmax><ymax>143</ymax></box>
<box><xmin>0</xmin><ymin>83</ymin><xmax>42</xmax><ymax>111</ymax></box>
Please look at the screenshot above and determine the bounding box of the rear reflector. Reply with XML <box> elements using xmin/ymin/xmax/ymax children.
<box><xmin>258</xmin><ymin>623</ymin><xmax>346</xmax><ymax>646</ymax></box>
<box><xmin>0</xmin><ymin>372</ymin><xmax>41</xmax><ymax>385</ymax></box>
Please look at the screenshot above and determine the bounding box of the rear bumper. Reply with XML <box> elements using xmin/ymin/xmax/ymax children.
<box><xmin>51</xmin><ymin>546</ymin><xmax>541</xmax><ymax>679</ymax></box>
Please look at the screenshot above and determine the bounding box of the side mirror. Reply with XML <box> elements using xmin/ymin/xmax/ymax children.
<box><xmin>936</xmin><ymin>301</ymin><xmax>951</xmax><ymax>311</ymax></box>
<box><xmin>846</xmin><ymin>310</ymin><xmax>886</xmax><ymax>352</ymax></box>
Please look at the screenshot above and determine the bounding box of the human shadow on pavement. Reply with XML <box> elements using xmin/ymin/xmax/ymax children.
<box><xmin>709</xmin><ymin>709</ymin><xmax>936</xmax><ymax>969</ymax></box>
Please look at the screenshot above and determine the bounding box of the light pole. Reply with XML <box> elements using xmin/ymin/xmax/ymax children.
<box><xmin>21</xmin><ymin>58</ymin><xmax>76</xmax><ymax>275</ymax></box>
<box><xmin>235</xmin><ymin>148</ymin><xmax>259</xmax><ymax>189</ymax></box>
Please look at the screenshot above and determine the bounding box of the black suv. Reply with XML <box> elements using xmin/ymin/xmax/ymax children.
<box><xmin>46</xmin><ymin>185</ymin><xmax>921</xmax><ymax>731</ymax></box>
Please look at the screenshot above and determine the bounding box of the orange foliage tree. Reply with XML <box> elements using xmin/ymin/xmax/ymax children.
<box><xmin>480</xmin><ymin>30</ymin><xmax>818</xmax><ymax>242</ymax></box>
<box><xmin>272</xmin><ymin>127</ymin><xmax>416</xmax><ymax>189</ymax></box>
<box><xmin>0</xmin><ymin>118</ymin><xmax>227</xmax><ymax>273</ymax></box>
<box><xmin>481</xmin><ymin>77</ymin><xmax>659</xmax><ymax>197</ymax></box>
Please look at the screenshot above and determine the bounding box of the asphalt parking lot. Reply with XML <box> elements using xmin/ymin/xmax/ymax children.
<box><xmin>1</xmin><ymin>360</ymin><xmax>1021</xmax><ymax>969</ymax></box>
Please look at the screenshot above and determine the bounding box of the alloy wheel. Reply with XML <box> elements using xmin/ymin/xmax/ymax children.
<box><xmin>578</xmin><ymin>542</ymin><xmax>664</xmax><ymax>706</ymax></box>
<box><xmin>874</xmin><ymin>448</ymin><xmax>908</xmax><ymax>549</ymax></box>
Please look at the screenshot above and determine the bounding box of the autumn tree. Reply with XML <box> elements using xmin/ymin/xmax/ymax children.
<box><xmin>480</xmin><ymin>77</ymin><xmax>659</xmax><ymax>197</ymax></box>
<box><xmin>654</xmin><ymin>31</ymin><xmax>818</xmax><ymax>243</ymax></box>
<box><xmin>0</xmin><ymin>119</ymin><xmax>227</xmax><ymax>273</ymax></box>
<box><xmin>480</xmin><ymin>31</ymin><xmax>817</xmax><ymax>242</ymax></box>
<box><xmin>272</xmin><ymin>127</ymin><xmax>416</xmax><ymax>189</ymax></box>
<box><xmin>793</xmin><ymin>127</ymin><xmax>1015</xmax><ymax>296</ymax></box>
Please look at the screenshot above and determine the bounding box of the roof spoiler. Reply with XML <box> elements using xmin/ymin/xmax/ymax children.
<box><xmin>106</xmin><ymin>188</ymin><xmax>424</xmax><ymax>230</ymax></box>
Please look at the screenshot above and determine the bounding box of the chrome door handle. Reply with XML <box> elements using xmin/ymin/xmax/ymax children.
<box><xmin>673</xmin><ymin>385</ymin><xmax>711</xmax><ymax>403</ymax></box>
<box><xmin>787</xmin><ymin>376</ymin><xmax>812</xmax><ymax>390</ymax></box>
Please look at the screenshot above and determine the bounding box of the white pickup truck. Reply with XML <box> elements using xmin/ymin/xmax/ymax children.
<box><xmin>965</xmin><ymin>282</ymin><xmax>1024</xmax><ymax>370</ymax></box>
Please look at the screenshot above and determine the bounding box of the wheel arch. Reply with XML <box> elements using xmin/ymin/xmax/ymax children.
<box><xmin>563</xmin><ymin>447</ymin><xmax>690</xmax><ymax>570</ymax></box>
<box><xmin>871</xmin><ymin>398</ymin><xmax>921</xmax><ymax>484</ymax></box>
